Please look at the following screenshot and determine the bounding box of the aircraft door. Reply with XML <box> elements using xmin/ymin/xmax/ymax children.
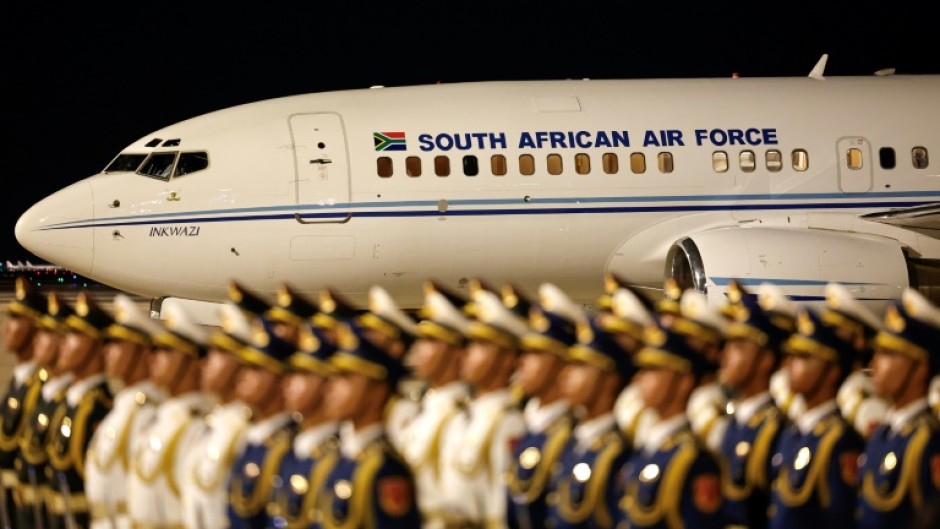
<box><xmin>837</xmin><ymin>137</ymin><xmax>873</xmax><ymax>193</ymax></box>
<box><xmin>289</xmin><ymin>113</ymin><xmax>351</xmax><ymax>223</ymax></box>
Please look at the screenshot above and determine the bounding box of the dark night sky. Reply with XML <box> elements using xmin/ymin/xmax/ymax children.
<box><xmin>3</xmin><ymin>2</ymin><xmax>937</xmax><ymax>261</ymax></box>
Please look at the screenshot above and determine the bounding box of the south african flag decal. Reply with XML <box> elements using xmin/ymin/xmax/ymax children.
<box><xmin>374</xmin><ymin>132</ymin><xmax>407</xmax><ymax>151</ymax></box>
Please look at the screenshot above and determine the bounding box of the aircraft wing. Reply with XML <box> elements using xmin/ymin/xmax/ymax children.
<box><xmin>860</xmin><ymin>203</ymin><xmax>940</xmax><ymax>239</ymax></box>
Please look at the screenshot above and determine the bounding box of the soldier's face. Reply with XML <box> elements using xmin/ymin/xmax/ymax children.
<box><xmin>786</xmin><ymin>355</ymin><xmax>828</xmax><ymax>396</ymax></box>
<box><xmin>271</xmin><ymin>321</ymin><xmax>300</xmax><ymax>347</ymax></box>
<box><xmin>150</xmin><ymin>348</ymin><xmax>185</xmax><ymax>388</ymax></box>
<box><xmin>409</xmin><ymin>338</ymin><xmax>450</xmax><ymax>380</ymax></box>
<box><xmin>638</xmin><ymin>367</ymin><xmax>681</xmax><ymax>413</ymax></box>
<box><xmin>518</xmin><ymin>350</ymin><xmax>564</xmax><ymax>398</ymax></box>
<box><xmin>325</xmin><ymin>372</ymin><xmax>370</xmax><ymax>420</ymax></box>
<box><xmin>284</xmin><ymin>371</ymin><xmax>327</xmax><ymax>414</ymax></box>
<box><xmin>32</xmin><ymin>329</ymin><xmax>61</xmax><ymax>368</ymax></box>
<box><xmin>870</xmin><ymin>348</ymin><xmax>922</xmax><ymax>400</ymax></box>
<box><xmin>201</xmin><ymin>348</ymin><xmax>242</xmax><ymax>394</ymax></box>
<box><xmin>560</xmin><ymin>362</ymin><xmax>602</xmax><ymax>406</ymax></box>
<box><xmin>2</xmin><ymin>314</ymin><xmax>34</xmax><ymax>352</ymax></box>
<box><xmin>56</xmin><ymin>331</ymin><xmax>98</xmax><ymax>373</ymax></box>
<box><xmin>104</xmin><ymin>339</ymin><xmax>145</xmax><ymax>380</ymax></box>
<box><xmin>719</xmin><ymin>338</ymin><xmax>760</xmax><ymax>389</ymax></box>
<box><xmin>235</xmin><ymin>365</ymin><xmax>280</xmax><ymax>407</ymax></box>
<box><xmin>461</xmin><ymin>340</ymin><xmax>500</xmax><ymax>385</ymax></box>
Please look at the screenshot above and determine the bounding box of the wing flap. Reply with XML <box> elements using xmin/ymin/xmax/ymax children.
<box><xmin>860</xmin><ymin>203</ymin><xmax>940</xmax><ymax>238</ymax></box>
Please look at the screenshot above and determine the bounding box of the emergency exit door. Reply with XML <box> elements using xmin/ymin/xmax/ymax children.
<box><xmin>290</xmin><ymin>113</ymin><xmax>351</xmax><ymax>223</ymax></box>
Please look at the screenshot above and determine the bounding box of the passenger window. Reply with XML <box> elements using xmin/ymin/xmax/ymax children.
<box><xmin>463</xmin><ymin>155</ymin><xmax>479</xmax><ymax>176</ymax></box>
<box><xmin>630</xmin><ymin>153</ymin><xmax>646</xmax><ymax>174</ymax></box>
<box><xmin>765</xmin><ymin>150</ymin><xmax>782</xmax><ymax>172</ymax></box>
<box><xmin>846</xmin><ymin>148</ymin><xmax>863</xmax><ymax>170</ymax></box>
<box><xmin>792</xmin><ymin>149</ymin><xmax>809</xmax><ymax>172</ymax></box>
<box><xmin>491</xmin><ymin>155</ymin><xmax>507</xmax><ymax>176</ymax></box>
<box><xmin>377</xmin><ymin>157</ymin><xmax>393</xmax><ymax>178</ymax></box>
<box><xmin>602</xmin><ymin>153</ymin><xmax>618</xmax><ymax>174</ymax></box>
<box><xmin>519</xmin><ymin>155</ymin><xmax>535</xmax><ymax>176</ymax></box>
<box><xmin>739</xmin><ymin>150</ymin><xmax>756</xmax><ymax>173</ymax></box>
<box><xmin>139</xmin><ymin>152</ymin><xmax>178</xmax><ymax>181</ymax></box>
<box><xmin>712</xmin><ymin>151</ymin><xmax>728</xmax><ymax>173</ymax></box>
<box><xmin>547</xmin><ymin>154</ymin><xmax>563</xmax><ymax>175</ymax></box>
<box><xmin>406</xmin><ymin>156</ymin><xmax>421</xmax><ymax>177</ymax></box>
<box><xmin>435</xmin><ymin>156</ymin><xmax>450</xmax><ymax>177</ymax></box>
<box><xmin>175</xmin><ymin>152</ymin><xmax>209</xmax><ymax>177</ymax></box>
<box><xmin>575</xmin><ymin>153</ymin><xmax>591</xmax><ymax>175</ymax></box>
<box><xmin>106</xmin><ymin>153</ymin><xmax>147</xmax><ymax>173</ymax></box>
<box><xmin>913</xmin><ymin>147</ymin><xmax>929</xmax><ymax>169</ymax></box>
<box><xmin>658</xmin><ymin>152</ymin><xmax>674</xmax><ymax>174</ymax></box>
<box><xmin>879</xmin><ymin>147</ymin><xmax>896</xmax><ymax>169</ymax></box>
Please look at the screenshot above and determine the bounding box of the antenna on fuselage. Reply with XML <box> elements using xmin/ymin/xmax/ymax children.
<box><xmin>808</xmin><ymin>53</ymin><xmax>828</xmax><ymax>81</ymax></box>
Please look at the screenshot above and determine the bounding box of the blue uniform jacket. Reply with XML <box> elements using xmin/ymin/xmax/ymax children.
<box><xmin>618</xmin><ymin>425</ymin><xmax>724</xmax><ymax>529</ymax></box>
<box><xmin>768</xmin><ymin>408</ymin><xmax>864</xmax><ymax>529</ymax></box>
<box><xmin>718</xmin><ymin>399</ymin><xmax>784</xmax><ymax>529</ymax></box>
<box><xmin>507</xmin><ymin>411</ymin><xmax>573</xmax><ymax>529</ymax></box>
<box><xmin>856</xmin><ymin>407</ymin><xmax>940</xmax><ymax>529</ymax></box>
<box><xmin>317</xmin><ymin>434</ymin><xmax>420</xmax><ymax>529</ymax></box>
<box><xmin>228</xmin><ymin>424</ymin><xmax>295</xmax><ymax>529</ymax></box>
<box><xmin>546</xmin><ymin>425</ymin><xmax>630</xmax><ymax>529</ymax></box>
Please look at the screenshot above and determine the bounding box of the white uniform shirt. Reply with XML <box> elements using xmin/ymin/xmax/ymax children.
<box><xmin>127</xmin><ymin>391</ymin><xmax>211</xmax><ymax>528</ymax></box>
<box><xmin>398</xmin><ymin>381</ymin><xmax>469</xmax><ymax>528</ymax></box>
<box><xmin>85</xmin><ymin>380</ymin><xmax>165</xmax><ymax>529</ymax></box>
<box><xmin>180</xmin><ymin>400</ymin><xmax>251</xmax><ymax>529</ymax></box>
<box><xmin>614</xmin><ymin>382</ymin><xmax>659</xmax><ymax>449</ymax></box>
<box><xmin>440</xmin><ymin>389</ymin><xmax>524</xmax><ymax>529</ymax></box>
<box><xmin>837</xmin><ymin>370</ymin><xmax>888</xmax><ymax>437</ymax></box>
<box><xmin>687</xmin><ymin>381</ymin><xmax>729</xmax><ymax>452</ymax></box>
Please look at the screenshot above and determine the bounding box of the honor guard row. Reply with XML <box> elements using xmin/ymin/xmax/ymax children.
<box><xmin>3</xmin><ymin>274</ymin><xmax>940</xmax><ymax>529</ymax></box>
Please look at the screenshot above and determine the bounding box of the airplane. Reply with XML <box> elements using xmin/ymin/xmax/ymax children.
<box><xmin>4</xmin><ymin>260</ymin><xmax>64</xmax><ymax>273</ymax></box>
<box><xmin>14</xmin><ymin>57</ymin><xmax>940</xmax><ymax>323</ymax></box>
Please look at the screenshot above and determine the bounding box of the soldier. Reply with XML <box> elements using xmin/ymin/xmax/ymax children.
<box><xmin>266</xmin><ymin>282</ymin><xmax>320</xmax><ymax>347</ymax></box>
<box><xmin>755</xmin><ymin>283</ymin><xmax>803</xmax><ymax>421</ymax></box>
<box><xmin>181</xmin><ymin>300</ymin><xmax>252</xmax><ymax>529</ymax></box>
<box><xmin>545</xmin><ymin>316</ymin><xmax>634</xmax><ymax>529</ymax></box>
<box><xmin>856</xmin><ymin>288</ymin><xmax>940</xmax><ymax>529</ymax></box>
<box><xmin>672</xmin><ymin>289</ymin><xmax>729</xmax><ymax>452</ymax></box>
<box><xmin>14</xmin><ymin>292</ymin><xmax>75</xmax><ymax>529</ymax></box>
<box><xmin>507</xmin><ymin>283</ymin><xmax>582</xmax><ymax>529</ymax></box>
<box><xmin>317</xmin><ymin>320</ymin><xmax>421</xmax><ymax>528</ymax></box>
<box><xmin>397</xmin><ymin>280</ymin><xmax>471</xmax><ymax>529</ymax></box>
<box><xmin>127</xmin><ymin>302</ymin><xmax>213</xmax><ymax>529</ymax></box>
<box><xmin>440</xmin><ymin>284</ymin><xmax>526</xmax><ymax>529</ymax></box>
<box><xmin>718</xmin><ymin>280</ymin><xmax>788</xmax><ymax>529</ymax></box>
<box><xmin>266</xmin><ymin>322</ymin><xmax>340</xmax><ymax>529</ymax></box>
<box><xmin>86</xmin><ymin>293</ymin><xmax>166</xmax><ymax>529</ymax></box>
<box><xmin>823</xmin><ymin>283</ymin><xmax>888</xmax><ymax>438</ymax></box>
<box><xmin>44</xmin><ymin>291</ymin><xmax>115</xmax><ymax>529</ymax></box>
<box><xmin>768</xmin><ymin>307</ymin><xmax>865</xmax><ymax>529</ymax></box>
<box><xmin>605</xmin><ymin>281</ymin><xmax>658</xmax><ymax>446</ymax></box>
<box><xmin>313</xmin><ymin>288</ymin><xmax>360</xmax><ymax>347</ymax></box>
<box><xmin>226</xmin><ymin>316</ymin><xmax>297</xmax><ymax>529</ymax></box>
<box><xmin>356</xmin><ymin>286</ymin><xmax>419</xmax><ymax>455</ymax></box>
<box><xmin>1</xmin><ymin>277</ymin><xmax>46</xmax><ymax>529</ymax></box>
<box><xmin>618</xmin><ymin>322</ymin><xmax>724</xmax><ymax>529</ymax></box>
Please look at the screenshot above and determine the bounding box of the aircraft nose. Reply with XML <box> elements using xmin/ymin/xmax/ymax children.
<box><xmin>15</xmin><ymin>180</ymin><xmax>95</xmax><ymax>275</ymax></box>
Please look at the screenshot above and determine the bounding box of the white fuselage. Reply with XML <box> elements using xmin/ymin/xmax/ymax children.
<box><xmin>15</xmin><ymin>76</ymin><xmax>940</xmax><ymax>309</ymax></box>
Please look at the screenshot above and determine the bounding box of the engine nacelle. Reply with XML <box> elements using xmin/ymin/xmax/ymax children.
<box><xmin>665</xmin><ymin>227</ymin><xmax>911</xmax><ymax>313</ymax></box>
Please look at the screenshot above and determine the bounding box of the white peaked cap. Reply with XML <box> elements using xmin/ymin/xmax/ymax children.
<box><xmin>160</xmin><ymin>300</ymin><xmax>210</xmax><ymax>347</ymax></box>
<box><xmin>470</xmin><ymin>289</ymin><xmax>530</xmax><ymax>340</ymax></box>
<box><xmin>824</xmin><ymin>282</ymin><xmax>882</xmax><ymax>332</ymax></box>
<box><xmin>111</xmin><ymin>293</ymin><xmax>163</xmax><ymax>338</ymax></box>
<box><xmin>217</xmin><ymin>302</ymin><xmax>253</xmax><ymax>343</ymax></box>
<box><xmin>368</xmin><ymin>285</ymin><xmax>417</xmax><ymax>335</ymax></box>
<box><xmin>902</xmin><ymin>288</ymin><xmax>940</xmax><ymax>327</ymax></box>
<box><xmin>423</xmin><ymin>288</ymin><xmax>471</xmax><ymax>335</ymax></box>
<box><xmin>679</xmin><ymin>289</ymin><xmax>728</xmax><ymax>334</ymax></box>
<box><xmin>757</xmin><ymin>283</ymin><xmax>797</xmax><ymax>317</ymax></box>
<box><xmin>538</xmin><ymin>283</ymin><xmax>587</xmax><ymax>326</ymax></box>
<box><xmin>611</xmin><ymin>288</ymin><xmax>654</xmax><ymax>327</ymax></box>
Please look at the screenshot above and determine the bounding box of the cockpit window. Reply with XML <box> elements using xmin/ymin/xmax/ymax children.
<box><xmin>138</xmin><ymin>152</ymin><xmax>178</xmax><ymax>181</ymax></box>
<box><xmin>104</xmin><ymin>154</ymin><xmax>147</xmax><ymax>173</ymax></box>
<box><xmin>175</xmin><ymin>152</ymin><xmax>209</xmax><ymax>177</ymax></box>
